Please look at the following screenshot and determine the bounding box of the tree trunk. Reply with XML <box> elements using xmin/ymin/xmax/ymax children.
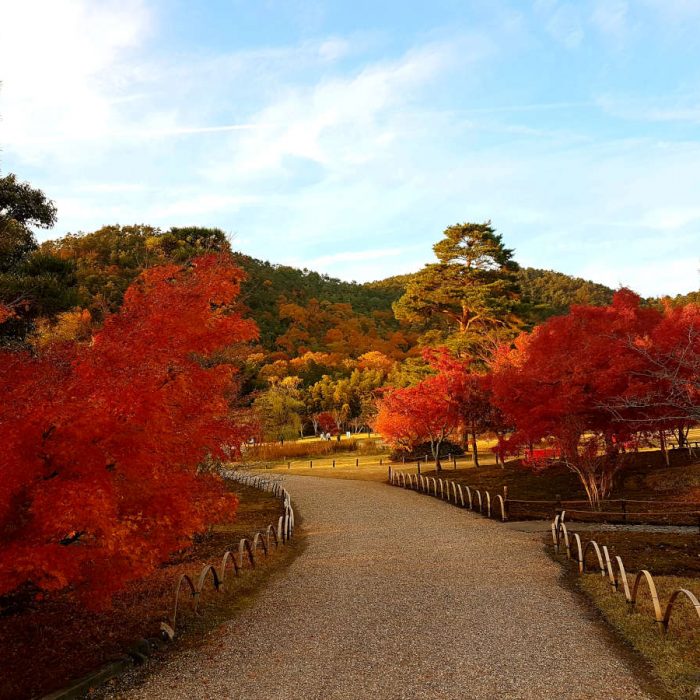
<box><xmin>432</xmin><ymin>437</ymin><xmax>442</xmax><ymax>473</ymax></box>
<box><xmin>471</xmin><ymin>426</ymin><xmax>479</xmax><ymax>468</ymax></box>
<box><xmin>659</xmin><ymin>429</ymin><xmax>670</xmax><ymax>467</ymax></box>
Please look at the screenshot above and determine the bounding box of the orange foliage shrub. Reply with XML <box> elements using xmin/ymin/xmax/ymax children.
<box><xmin>0</xmin><ymin>255</ymin><xmax>257</xmax><ymax>606</ymax></box>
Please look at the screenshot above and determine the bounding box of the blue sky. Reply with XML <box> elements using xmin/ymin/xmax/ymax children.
<box><xmin>1</xmin><ymin>0</ymin><xmax>700</xmax><ymax>295</ymax></box>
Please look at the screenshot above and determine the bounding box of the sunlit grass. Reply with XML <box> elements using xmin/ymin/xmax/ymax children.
<box><xmin>261</xmin><ymin>445</ymin><xmax>500</xmax><ymax>481</ymax></box>
<box><xmin>580</xmin><ymin>574</ymin><xmax>700</xmax><ymax>699</ymax></box>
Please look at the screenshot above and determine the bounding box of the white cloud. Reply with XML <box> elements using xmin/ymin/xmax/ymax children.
<box><xmin>147</xmin><ymin>194</ymin><xmax>261</xmax><ymax>220</ymax></box>
<box><xmin>580</xmin><ymin>258</ymin><xmax>699</xmax><ymax>297</ymax></box>
<box><xmin>535</xmin><ymin>1</ymin><xmax>585</xmax><ymax>48</ymax></box>
<box><xmin>200</xmin><ymin>42</ymin><xmax>463</xmax><ymax>181</ymax></box>
<box><xmin>3</xmin><ymin>3</ymin><xmax>698</xmax><ymax>300</ymax></box>
<box><xmin>304</xmin><ymin>247</ymin><xmax>411</xmax><ymax>268</ymax></box>
<box><xmin>318</xmin><ymin>38</ymin><xmax>351</xmax><ymax>62</ymax></box>
<box><xmin>0</xmin><ymin>0</ymin><xmax>152</xmax><ymax>164</ymax></box>
<box><xmin>596</xmin><ymin>95</ymin><xmax>700</xmax><ymax>124</ymax></box>
<box><xmin>642</xmin><ymin>0</ymin><xmax>700</xmax><ymax>22</ymax></box>
<box><xmin>638</xmin><ymin>207</ymin><xmax>700</xmax><ymax>231</ymax></box>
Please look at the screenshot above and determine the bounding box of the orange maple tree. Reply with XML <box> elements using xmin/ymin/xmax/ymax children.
<box><xmin>0</xmin><ymin>254</ymin><xmax>257</xmax><ymax>605</ymax></box>
<box><xmin>375</xmin><ymin>369</ymin><xmax>459</xmax><ymax>471</ymax></box>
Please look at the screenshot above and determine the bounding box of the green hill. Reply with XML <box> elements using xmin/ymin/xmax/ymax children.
<box><xmin>365</xmin><ymin>267</ymin><xmax>616</xmax><ymax>325</ymax></box>
<box><xmin>40</xmin><ymin>224</ymin><xmax>624</xmax><ymax>349</ymax></box>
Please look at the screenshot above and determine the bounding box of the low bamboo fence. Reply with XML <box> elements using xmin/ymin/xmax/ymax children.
<box><xmin>160</xmin><ymin>471</ymin><xmax>296</xmax><ymax>640</ymax></box>
<box><xmin>551</xmin><ymin>512</ymin><xmax>700</xmax><ymax>636</ymax></box>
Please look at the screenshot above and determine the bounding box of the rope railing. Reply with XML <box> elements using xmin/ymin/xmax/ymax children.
<box><xmin>388</xmin><ymin>468</ymin><xmax>507</xmax><ymax>522</ymax></box>
<box><xmin>160</xmin><ymin>470</ymin><xmax>296</xmax><ymax>641</ymax></box>
<box><xmin>551</xmin><ymin>512</ymin><xmax>700</xmax><ymax>637</ymax></box>
<box><xmin>391</xmin><ymin>469</ymin><xmax>700</xmax><ymax>525</ymax></box>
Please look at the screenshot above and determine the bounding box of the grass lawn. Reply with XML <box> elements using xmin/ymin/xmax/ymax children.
<box><xmin>578</xmin><ymin>530</ymin><xmax>700</xmax><ymax>577</ymax></box>
<box><xmin>266</xmin><ymin>450</ymin><xmax>392</xmax><ymax>481</ymax></box>
<box><xmin>579</xmin><ymin>574</ymin><xmax>700</xmax><ymax>699</ymax></box>
<box><xmin>0</xmin><ymin>481</ymin><xmax>295</xmax><ymax>700</ymax></box>
<box><xmin>549</xmin><ymin>515</ymin><xmax>700</xmax><ymax>698</ymax></box>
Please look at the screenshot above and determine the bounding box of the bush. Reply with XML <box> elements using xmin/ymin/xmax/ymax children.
<box><xmin>241</xmin><ymin>436</ymin><xmax>388</xmax><ymax>462</ymax></box>
<box><xmin>390</xmin><ymin>440</ymin><xmax>465</xmax><ymax>462</ymax></box>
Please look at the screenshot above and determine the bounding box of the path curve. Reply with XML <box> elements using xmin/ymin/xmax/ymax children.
<box><xmin>119</xmin><ymin>476</ymin><xmax>653</xmax><ymax>699</ymax></box>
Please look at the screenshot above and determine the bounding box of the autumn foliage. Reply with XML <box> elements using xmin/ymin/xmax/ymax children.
<box><xmin>0</xmin><ymin>255</ymin><xmax>257</xmax><ymax>605</ymax></box>
<box><xmin>375</xmin><ymin>291</ymin><xmax>700</xmax><ymax>505</ymax></box>
<box><xmin>375</xmin><ymin>373</ymin><xmax>457</xmax><ymax>469</ymax></box>
<box><xmin>490</xmin><ymin>290</ymin><xmax>699</xmax><ymax>505</ymax></box>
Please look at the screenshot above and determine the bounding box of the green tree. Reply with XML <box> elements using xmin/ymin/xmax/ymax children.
<box><xmin>42</xmin><ymin>225</ymin><xmax>231</xmax><ymax>316</ymax></box>
<box><xmin>0</xmin><ymin>174</ymin><xmax>78</xmax><ymax>342</ymax></box>
<box><xmin>254</xmin><ymin>376</ymin><xmax>305</xmax><ymax>440</ymax></box>
<box><xmin>516</xmin><ymin>267</ymin><xmax>614</xmax><ymax>323</ymax></box>
<box><xmin>393</xmin><ymin>222</ymin><xmax>521</xmax><ymax>352</ymax></box>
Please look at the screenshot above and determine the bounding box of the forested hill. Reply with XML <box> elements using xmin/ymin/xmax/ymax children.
<box><xmin>514</xmin><ymin>267</ymin><xmax>615</xmax><ymax>321</ymax></box>
<box><xmin>233</xmin><ymin>253</ymin><xmax>400</xmax><ymax>348</ymax></box>
<box><xmin>33</xmin><ymin>223</ymin><xmax>619</xmax><ymax>353</ymax></box>
<box><xmin>183</xmin><ymin>252</ymin><xmax>621</xmax><ymax>345</ymax></box>
<box><xmin>366</xmin><ymin>267</ymin><xmax>615</xmax><ymax>322</ymax></box>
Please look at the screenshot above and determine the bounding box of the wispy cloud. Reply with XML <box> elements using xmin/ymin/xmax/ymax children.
<box><xmin>590</xmin><ymin>0</ymin><xmax>629</xmax><ymax>38</ymax></box>
<box><xmin>534</xmin><ymin>0</ymin><xmax>585</xmax><ymax>48</ymax></box>
<box><xmin>596</xmin><ymin>94</ymin><xmax>700</xmax><ymax>124</ymax></box>
<box><xmin>2</xmin><ymin>1</ymin><xmax>699</xmax><ymax>297</ymax></box>
<box><xmin>305</xmin><ymin>247</ymin><xmax>410</xmax><ymax>268</ymax></box>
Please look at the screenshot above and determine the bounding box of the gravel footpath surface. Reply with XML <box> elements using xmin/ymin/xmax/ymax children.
<box><xmin>117</xmin><ymin>476</ymin><xmax>655</xmax><ymax>700</ymax></box>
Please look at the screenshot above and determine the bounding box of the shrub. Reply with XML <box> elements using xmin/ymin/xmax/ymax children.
<box><xmin>390</xmin><ymin>440</ymin><xmax>465</xmax><ymax>462</ymax></box>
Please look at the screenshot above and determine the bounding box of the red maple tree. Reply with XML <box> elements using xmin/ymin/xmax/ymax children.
<box><xmin>374</xmin><ymin>370</ymin><xmax>459</xmax><ymax>471</ymax></box>
<box><xmin>0</xmin><ymin>254</ymin><xmax>257</xmax><ymax>605</ymax></box>
<box><xmin>609</xmin><ymin>301</ymin><xmax>700</xmax><ymax>445</ymax></box>
<box><xmin>424</xmin><ymin>349</ymin><xmax>503</xmax><ymax>467</ymax></box>
<box><xmin>491</xmin><ymin>290</ymin><xmax>662</xmax><ymax>506</ymax></box>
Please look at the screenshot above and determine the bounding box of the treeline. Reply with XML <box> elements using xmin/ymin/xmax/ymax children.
<box><xmin>2</xmin><ymin>173</ymin><xmax>691</xmax><ymax>449</ymax></box>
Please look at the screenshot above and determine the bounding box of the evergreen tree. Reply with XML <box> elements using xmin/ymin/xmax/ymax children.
<box><xmin>0</xmin><ymin>174</ymin><xmax>78</xmax><ymax>343</ymax></box>
<box><xmin>393</xmin><ymin>222</ymin><xmax>521</xmax><ymax>353</ymax></box>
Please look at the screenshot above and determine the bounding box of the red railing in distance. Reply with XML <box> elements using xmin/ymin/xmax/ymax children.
<box><xmin>523</xmin><ymin>447</ymin><xmax>561</xmax><ymax>464</ymax></box>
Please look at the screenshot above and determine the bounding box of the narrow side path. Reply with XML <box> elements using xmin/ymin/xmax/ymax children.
<box><xmin>119</xmin><ymin>476</ymin><xmax>653</xmax><ymax>700</ymax></box>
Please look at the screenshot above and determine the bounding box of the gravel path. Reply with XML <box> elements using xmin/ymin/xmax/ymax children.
<box><xmin>117</xmin><ymin>476</ymin><xmax>655</xmax><ymax>700</ymax></box>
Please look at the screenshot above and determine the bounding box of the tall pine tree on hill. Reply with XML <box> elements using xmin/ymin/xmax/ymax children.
<box><xmin>393</xmin><ymin>222</ymin><xmax>521</xmax><ymax>356</ymax></box>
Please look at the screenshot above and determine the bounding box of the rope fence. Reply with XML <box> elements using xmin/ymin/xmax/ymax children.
<box><xmin>551</xmin><ymin>512</ymin><xmax>700</xmax><ymax>637</ymax></box>
<box><xmin>388</xmin><ymin>467</ymin><xmax>700</xmax><ymax>526</ymax></box>
<box><xmin>159</xmin><ymin>470</ymin><xmax>296</xmax><ymax>640</ymax></box>
<box><xmin>388</xmin><ymin>468</ymin><xmax>507</xmax><ymax>522</ymax></box>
